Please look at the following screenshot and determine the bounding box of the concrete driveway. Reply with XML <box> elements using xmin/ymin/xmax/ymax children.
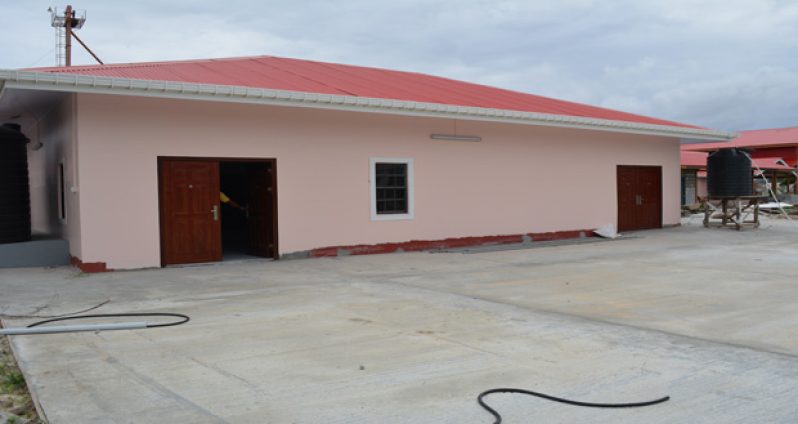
<box><xmin>1</xmin><ymin>219</ymin><xmax>797</xmax><ymax>423</ymax></box>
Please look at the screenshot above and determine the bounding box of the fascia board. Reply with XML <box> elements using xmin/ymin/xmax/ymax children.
<box><xmin>0</xmin><ymin>70</ymin><xmax>736</xmax><ymax>141</ymax></box>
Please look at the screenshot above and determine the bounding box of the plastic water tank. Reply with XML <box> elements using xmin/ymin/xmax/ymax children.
<box><xmin>0</xmin><ymin>123</ymin><xmax>31</xmax><ymax>244</ymax></box>
<box><xmin>707</xmin><ymin>148</ymin><xmax>752</xmax><ymax>197</ymax></box>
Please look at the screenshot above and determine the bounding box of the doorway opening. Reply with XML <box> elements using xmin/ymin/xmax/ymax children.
<box><xmin>220</xmin><ymin>161</ymin><xmax>276</xmax><ymax>260</ymax></box>
<box><xmin>158</xmin><ymin>157</ymin><xmax>277</xmax><ymax>267</ymax></box>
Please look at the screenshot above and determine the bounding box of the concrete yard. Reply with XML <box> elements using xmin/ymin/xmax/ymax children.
<box><xmin>1</xmin><ymin>219</ymin><xmax>797</xmax><ymax>423</ymax></box>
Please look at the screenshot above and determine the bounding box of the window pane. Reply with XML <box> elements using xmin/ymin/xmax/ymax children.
<box><xmin>375</xmin><ymin>162</ymin><xmax>408</xmax><ymax>214</ymax></box>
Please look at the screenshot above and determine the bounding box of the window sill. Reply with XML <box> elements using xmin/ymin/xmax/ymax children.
<box><xmin>371</xmin><ymin>213</ymin><xmax>414</xmax><ymax>221</ymax></box>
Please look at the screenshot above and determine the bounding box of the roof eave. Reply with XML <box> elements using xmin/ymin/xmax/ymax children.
<box><xmin>0</xmin><ymin>70</ymin><xmax>735</xmax><ymax>141</ymax></box>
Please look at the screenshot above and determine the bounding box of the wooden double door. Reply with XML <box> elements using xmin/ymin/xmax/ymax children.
<box><xmin>617</xmin><ymin>165</ymin><xmax>662</xmax><ymax>232</ymax></box>
<box><xmin>159</xmin><ymin>158</ymin><xmax>277</xmax><ymax>266</ymax></box>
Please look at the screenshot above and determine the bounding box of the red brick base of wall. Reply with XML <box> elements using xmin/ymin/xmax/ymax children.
<box><xmin>71</xmin><ymin>256</ymin><xmax>112</xmax><ymax>273</ymax></box>
<box><xmin>307</xmin><ymin>228</ymin><xmax>596</xmax><ymax>258</ymax></box>
<box><xmin>72</xmin><ymin>228</ymin><xmax>604</xmax><ymax>271</ymax></box>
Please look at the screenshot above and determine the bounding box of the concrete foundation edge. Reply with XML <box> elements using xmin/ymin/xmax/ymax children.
<box><xmin>289</xmin><ymin>228</ymin><xmax>597</xmax><ymax>259</ymax></box>
<box><xmin>74</xmin><ymin>226</ymin><xmax>688</xmax><ymax>271</ymax></box>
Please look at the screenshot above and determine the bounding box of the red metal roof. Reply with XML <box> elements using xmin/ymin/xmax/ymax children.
<box><xmin>681</xmin><ymin>151</ymin><xmax>793</xmax><ymax>170</ymax></box>
<box><xmin>681</xmin><ymin>151</ymin><xmax>708</xmax><ymax>168</ymax></box>
<box><xmin>29</xmin><ymin>55</ymin><xmax>701</xmax><ymax>129</ymax></box>
<box><xmin>683</xmin><ymin>126</ymin><xmax>798</xmax><ymax>151</ymax></box>
<box><xmin>749</xmin><ymin>156</ymin><xmax>795</xmax><ymax>171</ymax></box>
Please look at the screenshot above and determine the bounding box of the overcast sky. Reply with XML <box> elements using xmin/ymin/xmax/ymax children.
<box><xmin>2</xmin><ymin>0</ymin><xmax>796</xmax><ymax>131</ymax></box>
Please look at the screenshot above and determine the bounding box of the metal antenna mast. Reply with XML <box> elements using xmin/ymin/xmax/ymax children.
<box><xmin>48</xmin><ymin>5</ymin><xmax>102</xmax><ymax>67</ymax></box>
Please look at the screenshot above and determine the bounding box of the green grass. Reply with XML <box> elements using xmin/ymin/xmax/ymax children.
<box><xmin>1</xmin><ymin>336</ymin><xmax>40</xmax><ymax>422</ymax></box>
<box><xmin>1</xmin><ymin>363</ymin><xmax>26</xmax><ymax>393</ymax></box>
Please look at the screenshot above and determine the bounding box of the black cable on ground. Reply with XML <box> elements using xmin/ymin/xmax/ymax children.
<box><xmin>0</xmin><ymin>299</ymin><xmax>111</xmax><ymax>320</ymax></box>
<box><xmin>477</xmin><ymin>388</ymin><xmax>669</xmax><ymax>424</ymax></box>
<box><xmin>26</xmin><ymin>313</ymin><xmax>190</xmax><ymax>329</ymax></box>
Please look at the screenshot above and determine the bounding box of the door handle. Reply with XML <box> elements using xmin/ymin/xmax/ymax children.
<box><xmin>211</xmin><ymin>205</ymin><xmax>219</xmax><ymax>221</ymax></box>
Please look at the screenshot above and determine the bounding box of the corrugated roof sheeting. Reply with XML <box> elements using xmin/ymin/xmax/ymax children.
<box><xmin>681</xmin><ymin>151</ymin><xmax>708</xmax><ymax>168</ymax></box>
<box><xmin>30</xmin><ymin>55</ymin><xmax>702</xmax><ymax>129</ymax></box>
<box><xmin>681</xmin><ymin>151</ymin><xmax>794</xmax><ymax>170</ymax></box>
<box><xmin>683</xmin><ymin>126</ymin><xmax>798</xmax><ymax>151</ymax></box>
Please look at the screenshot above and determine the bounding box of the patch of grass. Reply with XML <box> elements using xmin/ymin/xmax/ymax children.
<box><xmin>1</xmin><ymin>335</ymin><xmax>41</xmax><ymax>423</ymax></box>
<box><xmin>0</xmin><ymin>364</ymin><xmax>26</xmax><ymax>393</ymax></box>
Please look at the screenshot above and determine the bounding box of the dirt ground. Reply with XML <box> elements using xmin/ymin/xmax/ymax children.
<box><xmin>0</xmin><ymin>336</ymin><xmax>40</xmax><ymax>424</ymax></box>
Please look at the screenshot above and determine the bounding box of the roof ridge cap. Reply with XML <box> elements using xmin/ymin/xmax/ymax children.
<box><xmin>26</xmin><ymin>54</ymin><xmax>280</xmax><ymax>72</ymax></box>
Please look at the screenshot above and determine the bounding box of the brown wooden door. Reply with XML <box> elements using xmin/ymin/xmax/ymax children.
<box><xmin>638</xmin><ymin>167</ymin><xmax>662</xmax><ymax>229</ymax></box>
<box><xmin>160</xmin><ymin>160</ymin><xmax>222</xmax><ymax>265</ymax></box>
<box><xmin>247</xmin><ymin>164</ymin><xmax>276</xmax><ymax>258</ymax></box>
<box><xmin>617</xmin><ymin>166</ymin><xmax>662</xmax><ymax>231</ymax></box>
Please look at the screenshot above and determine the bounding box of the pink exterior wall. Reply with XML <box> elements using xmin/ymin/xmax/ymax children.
<box><xmin>74</xmin><ymin>93</ymin><xmax>680</xmax><ymax>269</ymax></box>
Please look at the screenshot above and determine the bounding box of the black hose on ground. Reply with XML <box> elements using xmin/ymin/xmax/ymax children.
<box><xmin>477</xmin><ymin>388</ymin><xmax>669</xmax><ymax>423</ymax></box>
<box><xmin>26</xmin><ymin>313</ymin><xmax>190</xmax><ymax>329</ymax></box>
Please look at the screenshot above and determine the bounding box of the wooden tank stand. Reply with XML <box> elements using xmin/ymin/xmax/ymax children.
<box><xmin>702</xmin><ymin>196</ymin><xmax>767</xmax><ymax>230</ymax></box>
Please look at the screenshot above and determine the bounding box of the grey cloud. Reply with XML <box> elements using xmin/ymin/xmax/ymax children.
<box><xmin>1</xmin><ymin>0</ymin><xmax>796</xmax><ymax>131</ymax></box>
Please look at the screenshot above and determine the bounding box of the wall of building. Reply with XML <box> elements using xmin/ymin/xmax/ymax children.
<box><xmin>27</xmin><ymin>94</ymin><xmax>82</xmax><ymax>257</ymax></box>
<box><xmin>697</xmin><ymin>175</ymin><xmax>708</xmax><ymax>199</ymax></box>
<box><xmin>751</xmin><ymin>147</ymin><xmax>798</xmax><ymax>167</ymax></box>
<box><xmin>681</xmin><ymin>169</ymin><xmax>698</xmax><ymax>205</ymax></box>
<box><xmin>75</xmin><ymin>93</ymin><xmax>680</xmax><ymax>269</ymax></box>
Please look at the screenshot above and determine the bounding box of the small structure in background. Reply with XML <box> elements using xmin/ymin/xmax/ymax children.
<box><xmin>702</xmin><ymin>148</ymin><xmax>764</xmax><ymax>230</ymax></box>
<box><xmin>683</xmin><ymin>126</ymin><xmax>798</xmax><ymax>203</ymax></box>
<box><xmin>683</xmin><ymin>146</ymin><xmax>797</xmax><ymax>230</ymax></box>
<box><xmin>680</xmin><ymin>151</ymin><xmax>708</xmax><ymax>207</ymax></box>
<box><xmin>680</xmin><ymin>148</ymin><xmax>795</xmax><ymax>207</ymax></box>
<box><xmin>48</xmin><ymin>5</ymin><xmax>102</xmax><ymax>67</ymax></box>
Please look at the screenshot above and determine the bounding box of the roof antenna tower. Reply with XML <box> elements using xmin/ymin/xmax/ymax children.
<box><xmin>48</xmin><ymin>5</ymin><xmax>103</xmax><ymax>66</ymax></box>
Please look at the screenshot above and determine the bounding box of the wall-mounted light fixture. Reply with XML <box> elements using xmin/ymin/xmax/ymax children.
<box><xmin>430</xmin><ymin>134</ymin><xmax>482</xmax><ymax>142</ymax></box>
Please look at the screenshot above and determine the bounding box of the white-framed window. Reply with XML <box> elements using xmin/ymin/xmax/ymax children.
<box><xmin>370</xmin><ymin>157</ymin><xmax>414</xmax><ymax>221</ymax></box>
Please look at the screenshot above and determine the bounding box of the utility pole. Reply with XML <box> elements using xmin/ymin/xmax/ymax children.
<box><xmin>49</xmin><ymin>5</ymin><xmax>94</xmax><ymax>67</ymax></box>
<box><xmin>64</xmin><ymin>5</ymin><xmax>73</xmax><ymax>66</ymax></box>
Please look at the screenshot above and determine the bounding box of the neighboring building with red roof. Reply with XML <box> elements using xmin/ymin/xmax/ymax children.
<box><xmin>0</xmin><ymin>55</ymin><xmax>733</xmax><ymax>270</ymax></box>
<box><xmin>679</xmin><ymin>150</ymin><xmax>795</xmax><ymax>205</ymax></box>
<box><xmin>681</xmin><ymin>151</ymin><xmax>710</xmax><ymax>169</ymax></box>
<box><xmin>681</xmin><ymin>127</ymin><xmax>798</xmax><ymax>204</ymax></box>
<box><xmin>682</xmin><ymin>126</ymin><xmax>798</xmax><ymax>165</ymax></box>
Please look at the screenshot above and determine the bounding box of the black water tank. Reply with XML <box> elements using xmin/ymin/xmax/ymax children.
<box><xmin>707</xmin><ymin>148</ymin><xmax>752</xmax><ymax>197</ymax></box>
<box><xmin>0</xmin><ymin>123</ymin><xmax>31</xmax><ymax>244</ymax></box>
